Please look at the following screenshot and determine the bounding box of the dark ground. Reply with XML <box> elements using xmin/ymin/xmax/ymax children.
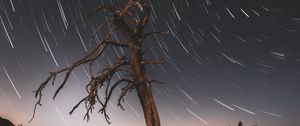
<box><xmin>0</xmin><ymin>117</ymin><xmax>14</xmax><ymax>126</ymax></box>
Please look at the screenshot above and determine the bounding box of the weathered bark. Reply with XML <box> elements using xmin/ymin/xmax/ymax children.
<box><xmin>128</xmin><ymin>38</ymin><xmax>160</xmax><ymax>126</ymax></box>
<box><xmin>136</xmin><ymin>83</ymin><xmax>161</xmax><ymax>126</ymax></box>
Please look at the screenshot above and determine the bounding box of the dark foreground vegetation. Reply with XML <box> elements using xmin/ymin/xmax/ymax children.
<box><xmin>0</xmin><ymin>117</ymin><xmax>14</xmax><ymax>126</ymax></box>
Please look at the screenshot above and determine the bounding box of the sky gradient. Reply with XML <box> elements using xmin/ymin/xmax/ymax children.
<box><xmin>0</xmin><ymin>0</ymin><xmax>300</xmax><ymax>126</ymax></box>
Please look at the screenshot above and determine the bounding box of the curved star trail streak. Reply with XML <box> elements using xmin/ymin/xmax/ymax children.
<box><xmin>0</xmin><ymin>16</ymin><xmax>14</xmax><ymax>48</ymax></box>
<box><xmin>232</xmin><ymin>104</ymin><xmax>255</xmax><ymax>115</ymax></box>
<box><xmin>2</xmin><ymin>65</ymin><xmax>21</xmax><ymax>99</ymax></box>
<box><xmin>212</xmin><ymin>98</ymin><xmax>235</xmax><ymax>111</ymax></box>
<box><xmin>186</xmin><ymin>108</ymin><xmax>208</xmax><ymax>125</ymax></box>
<box><xmin>261</xmin><ymin>111</ymin><xmax>282</xmax><ymax>118</ymax></box>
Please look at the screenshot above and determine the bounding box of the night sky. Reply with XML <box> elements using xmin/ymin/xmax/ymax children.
<box><xmin>0</xmin><ymin>0</ymin><xmax>300</xmax><ymax>126</ymax></box>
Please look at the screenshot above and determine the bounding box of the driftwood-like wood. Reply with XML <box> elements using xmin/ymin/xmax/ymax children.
<box><xmin>30</xmin><ymin>0</ymin><xmax>168</xmax><ymax>126</ymax></box>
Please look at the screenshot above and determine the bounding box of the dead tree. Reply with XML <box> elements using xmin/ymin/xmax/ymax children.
<box><xmin>30</xmin><ymin>0</ymin><xmax>168</xmax><ymax>126</ymax></box>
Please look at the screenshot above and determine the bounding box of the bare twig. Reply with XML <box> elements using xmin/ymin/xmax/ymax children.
<box><xmin>143</xmin><ymin>31</ymin><xmax>169</xmax><ymax>38</ymax></box>
<box><xmin>148</xmin><ymin>80</ymin><xmax>165</xmax><ymax>85</ymax></box>
<box><xmin>86</xmin><ymin>6</ymin><xmax>115</xmax><ymax>20</ymax></box>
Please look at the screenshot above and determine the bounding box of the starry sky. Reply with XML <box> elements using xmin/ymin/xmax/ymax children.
<box><xmin>0</xmin><ymin>0</ymin><xmax>300</xmax><ymax>126</ymax></box>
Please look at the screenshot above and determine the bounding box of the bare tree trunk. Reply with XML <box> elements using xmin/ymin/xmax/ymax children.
<box><xmin>129</xmin><ymin>39</ymin><xmax>161</xmax><ymax>126</ymax></box>
<box><xmin>136</xmin><ymin>83</ymin><xmax>160</xmax><ymax>126</ymax></box>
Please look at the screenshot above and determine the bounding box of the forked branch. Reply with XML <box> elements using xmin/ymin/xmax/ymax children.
<box><xmin>29</xmin><ymin>39</ymin><xmax>131</xmax><ymax>123</ymax></box>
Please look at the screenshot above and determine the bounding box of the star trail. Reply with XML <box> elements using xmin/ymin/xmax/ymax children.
<box><xmin>0</xmin><ymin>0</ymin><xmax>300</xmax><ymax>126</ymax></box>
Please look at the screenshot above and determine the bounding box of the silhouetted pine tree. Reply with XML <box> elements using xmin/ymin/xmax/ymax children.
<box><xmin>238</xmin><ymin>121</ymin><xmax>243</xmax><ymax>126</ymax></box>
